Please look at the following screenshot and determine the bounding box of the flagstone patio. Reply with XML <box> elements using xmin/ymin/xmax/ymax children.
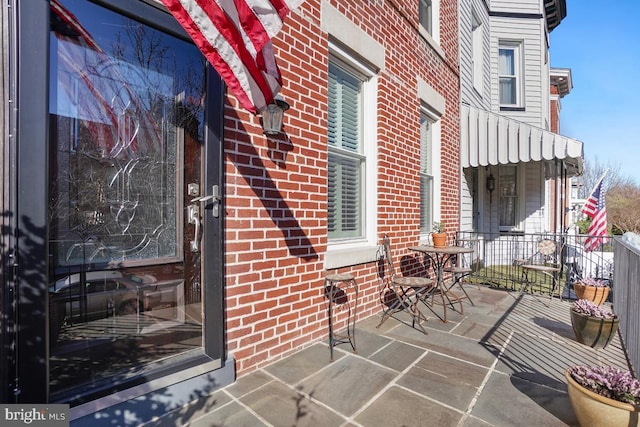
<box><xmin>143</xmin><ymin>286</ymin><xmax>628</xmax><ymax>427</ymax></box>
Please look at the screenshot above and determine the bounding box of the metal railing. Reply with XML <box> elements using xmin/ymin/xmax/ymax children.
<box><xmin>454</xmin><ymin>231</ymin><xmax>614</xmax><ymax>298</ymax></box>
<box><xmin>613</xmin><ymin>237</ymin><xmax>640</xmax><ymax>375</ymax></box>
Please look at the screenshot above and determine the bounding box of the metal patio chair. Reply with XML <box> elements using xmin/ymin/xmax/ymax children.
<box><xmin>520</xmin><ymin>239</ymin><xmax>564</xmax><ymax>300</ymax></box>
<box><xmin>377</xmin><ymin>234</ymin><xmax>434</xmax><ymax>333</ymax></box>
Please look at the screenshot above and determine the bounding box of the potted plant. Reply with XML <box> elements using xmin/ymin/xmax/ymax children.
<box><xmin>431</xmin><ymin>221</ymin><xmax>447</xmax><ymax>248</ymax></box>
<box><xmin>565</xmin><ymin>365</ymin><xmax>640</xmax><ymax>426</ymax></box>
<box><xmin>573</xmin><ymin>277</ymin><xmax>610</xmax><ymax>305</ymax></box>
<box><xmin>570</xmin><ymin>299</ymin><xmax>619</xmax><ymax>350</ymax></box>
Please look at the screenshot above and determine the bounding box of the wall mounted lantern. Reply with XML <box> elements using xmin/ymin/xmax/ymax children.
<box><xmin>261</xmin><ymin>95</ymin><xmax>290</xmax><ymax>135</ymax></box>
<box><xmin>486</xmin><ymin>173</ymin><xmax>495</xmax><ymax>203</ymax></box>
<box><xmin>486</xmin><ymin>173</ymin><xmax>495</xmax><ymax>193</ymax></box>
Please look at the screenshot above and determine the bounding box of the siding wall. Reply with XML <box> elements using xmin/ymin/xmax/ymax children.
<box><xmin>224</xmin><ymin>0</ymin><xmax>461</xmax><ymax>377</ymax></box>
<box><xmin>460</xmin><ymin>0</ymin><xmax>556</xmax><ymax>235</ymax></box>
<box><xmin>459</xmin><ymin>0</ymin><xmax>491</xmax><ymax>231</ymax></box>
<box><xmin>489</xmin><ymin>7</ymin><xmax>549</xmax><ymax>128</ymax></box>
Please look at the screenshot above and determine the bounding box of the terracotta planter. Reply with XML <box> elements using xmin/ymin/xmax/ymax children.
<box><xmin>565</xmin><ymin>370</ymin><xmax>640</xmax><ymax>427</ymax></box>
<box><xmin>574</xmin><ymin>282</ymin><xmax>610</xmax><ymax>305</ymax></box>
<box><xmin>570</xmin><ymin>309</ymin><xmax>619</xmax><ymax>350</ymax></box>
<box><xmin>432</xmin><ymin>233</ymin><xmax>447</xmax><ymax>248</ymax></box>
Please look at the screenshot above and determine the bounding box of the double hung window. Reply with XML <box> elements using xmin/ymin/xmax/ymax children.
<box><xmin>327</xmin><ymin>57</ymin><xmax>370</xmax><ymax>241</ymax></box>
<box><xmin>419</xmin><ymin>111</ymin><xmax>435</xmax><ymax>233</ymax></box>
<box><xmin>499</xmin><ymin>165</ymin><xmax>519</xmax><ymax>230</ymax></box>
<box><xmin>499</xmin><ymin>41</ymin><xmax>522</xmax><ymax>107</ymax></box>
<box><xmin>419</xmin><ymin>0</ymin><xmax>440</xmax><ymax>44</ymax></box>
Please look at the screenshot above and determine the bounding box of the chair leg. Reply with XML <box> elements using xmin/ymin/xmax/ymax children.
<box><xmin>377</xmin><ymin>286</ymin><xmax>429</xmax><ymax>334</ymax></box>
<box><xmin>448</xmin><ymin>274</ymin><xmax>474</xmax><ymax>306</ymax></box>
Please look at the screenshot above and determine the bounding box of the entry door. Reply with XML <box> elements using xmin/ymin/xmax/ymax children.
<box><xmin>45</xmin><ymin>0</ymin><xmax>222</xmax><ymax>401</ymax></box>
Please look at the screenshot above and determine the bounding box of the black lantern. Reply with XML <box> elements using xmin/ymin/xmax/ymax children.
<box><xmin>486</xmin><ymin>173</ymin><xmax>495</xmax><ymax>193</ymax></box>
<box><xmin>261</xmin><ymin>95</ymin><xmax>290</xmax><ymax>135</ymax></box>
<box><xmin>486</xmin><ymin>172</ymin><xmax>495</xmax><ymax>204</ymax></box>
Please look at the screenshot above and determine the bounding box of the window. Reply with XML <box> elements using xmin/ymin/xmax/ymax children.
<box><xmin>420</xmin><ymin>111</ymin><xmax>435</xmax><ymax>234</ymax></box>
<box><xmin>419</xmin><ymin>0</ymin><xmax>433</xmax><ymax>34</ymax></box>
<box><xmin>499</xmin><ymin>42</ymin><xmax>522</xmax><ymax>107</ymax></box>
<box><xmin>419</xmin><ymin>0</ymin><xmax>440</xmax><ymax>43</ymax></box>
<box><xmin>327</xmin><ymin>54</ymin><xmax>375</xmax><ymax>242</ymax></box>
<box><xmin>471</xmin><ymin>12</ymin><xmax>483</xmax><ymax>93</ymax></box>
<box><xmin>499</xmin><ymin>165</ymin><xmax>519</xmax><ymax>229</ymax></box>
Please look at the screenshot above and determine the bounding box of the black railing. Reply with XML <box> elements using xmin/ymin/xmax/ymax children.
<box><xmin>613</xmin><ymin>237</ymin><xmax>640</xmax><ymax>375</ymax></box>
<box><xmin>454</xmin><ymin>231</ymin><xmax>614</xmax><ymax>298</ymax></box>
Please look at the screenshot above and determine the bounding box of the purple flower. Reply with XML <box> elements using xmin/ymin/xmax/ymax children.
<box><xmin>579</xmin><ymin>277</ymin><xmax>609</xmax><ymax>288</ymax></box>
<box><xmin>569</xmin><ymin>365</ymin><xmax>640</xmax><ymax>405</ymax></box>
<box><xmin>572</xmin><ymin>299</ymin><xmax>616</xmax><ymax>319</ymax></box>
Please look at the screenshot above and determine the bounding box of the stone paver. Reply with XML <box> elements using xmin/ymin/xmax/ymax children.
<box><xmin>149</xmin><ymin>288</ymin><xmax>631</xmax><ymax>427</ymax></box>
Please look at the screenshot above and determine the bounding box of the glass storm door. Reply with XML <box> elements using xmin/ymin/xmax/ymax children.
<box><xmin>47</xmin><ymin>0</ymin><xmax>218</xmax><ymax>400</ymax></box>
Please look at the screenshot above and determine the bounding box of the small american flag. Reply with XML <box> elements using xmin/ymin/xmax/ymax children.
<box><xmin>160</xmin><ymin>0</ymin><xmax>304</xmax><ymax>114</ymax></box>
<box><xmin>582</xmin><ymin>178</ymin><xmax>608</xmax><ymax>252</ymax></box>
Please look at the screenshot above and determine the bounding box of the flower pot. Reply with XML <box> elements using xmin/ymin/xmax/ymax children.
<box><xmin>574</xmin><ymin>282</ymin><xmax>610</xmax><ymax>305</ymax></box>
<box><xmin>570</xmin><ymin>309</ymin><xmax>619</xmax><ymax>350</ymax></box>
<box><xmin>432</xmin><ymin>233</ymin><xmax>447</xmax><ymax>248</ymax></box>
<box><xmin>565</xmin><ymin>370</ymin><xmax>640</xmax><ymax>427</ymax></box>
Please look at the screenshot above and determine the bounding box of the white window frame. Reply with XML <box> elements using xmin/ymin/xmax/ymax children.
<box><xmin>498</xmin><ymin>164</ymin><xmax>525</xmax><ymax>231</ymax></box>
<box><xmin>419</xmin><ymin>108</ymin><xmax>436</xmax><ymax>235</ymax></box>
<box><xmin>498</xmin><ymin>41</ymin><xmax>523</xmax><ymax>108</ymax></box>
<box><xmin>418</xmin><ymin>0</ymin><xmax>441</xmax><ymax>47</ymax></box>
<box><xmin>471</xmin><ymin>11</ymin><xmax>483</xmax><ymax>94</ymax></box>
<box><xmin>325</xmin><ymin>42</ymin><xmax>378</xmax><ymax>268</ymax></box>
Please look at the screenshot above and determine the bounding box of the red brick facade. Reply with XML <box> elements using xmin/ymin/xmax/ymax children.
<box><xmin>223</xmin><ymin>0</ymin><xmax>460</xmax><ymax>376</ymax></box>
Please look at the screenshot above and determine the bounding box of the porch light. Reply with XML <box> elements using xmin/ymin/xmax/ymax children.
<box><xmin>261</xmin><ymin>95</ymin><xmax>290</xmax><ymax>135</ymax></box>
<box><xmin>486</xmin><ymin>173</ymin><xmax>495</xmax><ymax>204</ymax></box>
<box><xmin>486</xmin><ymin>173</ymin><xmax>495</xmax><ymax>193</ymax></box>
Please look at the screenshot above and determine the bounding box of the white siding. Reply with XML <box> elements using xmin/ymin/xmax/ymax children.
<box><xmin>459</xmin><ymin>0</ymin><xmax>491</xmax><ymax>108</ymax></box>
<box><xmin>459</xmin><ymin>0</ymin><xmax>491</xmax><ymax>232</ymax></box>
<box><xmin>460</xmin><ymin>0</ymin><xmax>560</xmax><ymax>235</ymax></box>
<box><xmin>490</xmin><ymin>15</ymin><xmax>548</xmax><ymax>128</ymax></box>
<box><xmin>522</xmin><ymin>162</ymin><xmax>545</xmax><ymax>233</ymax></box>
<box><xmin>489</xmin><ymin>0</ymin><xmax>541</xmax><ymax>14</ymax></box>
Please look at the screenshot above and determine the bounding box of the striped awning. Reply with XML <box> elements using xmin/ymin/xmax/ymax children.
<box><xmin>460</xmin><ymin>104</ymin><xmax>584</xmax><ymax>176</ymax></box>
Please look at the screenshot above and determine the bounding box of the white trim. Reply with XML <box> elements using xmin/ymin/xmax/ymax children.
<box><xmin>471</xmin><ymin>10</ymin><xmax>484</xmax><ymax>94</ymax></box>
<box><xmin>417</xmin><ymin>79</ymin><xmax>443</xmax><ymax>241</ymax></box>
<box><xmin>325</xmin><ymin>43</ymin><xmax>379</xmax><ymax>268</ymax></box>
<box><xmin>498</xmin><ymin>40</ymin><xmax>523</xmax><ymax>108</ymax></box>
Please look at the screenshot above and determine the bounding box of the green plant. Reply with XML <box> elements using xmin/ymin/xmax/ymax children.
<box><xmin>432</xmin><ymin>221</ymin><xmax>445</xmax><ymax>233</ymax></box>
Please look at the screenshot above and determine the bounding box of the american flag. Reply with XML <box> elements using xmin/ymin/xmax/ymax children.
<box><xmin>161</xmin><ymin>0</ymin><xmax>304</xmax><ymax>114</ymax></box>
<box><xmin>51</xmin><ymin>0</ymin><xmax>161</xmax><ymax>158</ymax></box>
<box><xmin>582</xmin><ymin>178</ymin><xmax>608</xmax><ymax>252</ymax></box>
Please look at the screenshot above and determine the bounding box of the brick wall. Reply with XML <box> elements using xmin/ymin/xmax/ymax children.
<box><xmin>223</xmin><ymin>0</ymin><xmax>460</xmax><ymax>376</ymax></box>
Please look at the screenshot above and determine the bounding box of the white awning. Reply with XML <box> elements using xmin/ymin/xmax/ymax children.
<box><xmin>460</xmin><ymin>104</ymin><xmax>584</xmax><ymax>176</ymax></box>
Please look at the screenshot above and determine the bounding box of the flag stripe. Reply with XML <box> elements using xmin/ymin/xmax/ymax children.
<box><xmin>161</xmin><ymin>0</ymin><xmax>303</xmax><ymax>113</ymax></box>
<box><xmin>582</xmin><ymin>179</ymin><xmax>608</xmax><ymax>252</ymax></box>
<box><xmin>52</xmin><ymin>0</ymin><xmax>163</xmax><ymax>157</ymax></box>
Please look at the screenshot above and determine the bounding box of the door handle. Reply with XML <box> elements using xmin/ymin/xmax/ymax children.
<box><xmin>187</xmin><ymin>204</ymin><xmax>200</xmax><ymax>252</ymax></box>
<box><xmin>190</xmin><ymin>185</ymin><xmax>221</xmax><ymax>218</ymax></box>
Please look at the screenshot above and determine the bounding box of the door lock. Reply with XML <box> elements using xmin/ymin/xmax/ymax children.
<box><xmin>190</xmin><ymin>185</ymin><xmax>221</xmax><ymax>218</ymax></box>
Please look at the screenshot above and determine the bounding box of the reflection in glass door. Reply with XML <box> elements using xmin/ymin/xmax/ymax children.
<box><xmin>48</xmin><ymin>0</ymin><xmax>208</xmax><ymax>400</ymax></box>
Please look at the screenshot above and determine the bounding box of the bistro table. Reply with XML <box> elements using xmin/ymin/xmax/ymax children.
<box><xmin>410</xmin><ymin>245</ymin><xmax>474</xmax><ymax>322</ymax></box>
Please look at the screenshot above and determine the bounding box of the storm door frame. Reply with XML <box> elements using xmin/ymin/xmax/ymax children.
<box><xmin>8</xmin><ymin>0</ymin><xmax>225</xmax><ymax>403</ymax></box>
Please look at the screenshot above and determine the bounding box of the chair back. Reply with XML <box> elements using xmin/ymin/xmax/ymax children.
<box><xmin>538</xmin><ymin>239</ymin><xmax>557</xmax><ymax>256</ymax></box>
<box><xmin>537</xmin><ymin>239</ymin><xmax>565</xmax><ymax>266</ymax></box>
<box><xmin>382</xmin><ymin>234</ymin><xmax>397</xmax><ymax>277</ymax></box>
